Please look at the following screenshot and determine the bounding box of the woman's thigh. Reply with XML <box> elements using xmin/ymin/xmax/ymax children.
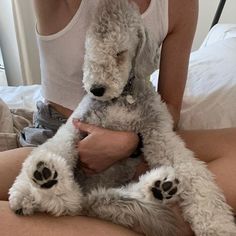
<box><xmin>0</xmin><ymin>201</ymin><xmax>140</xmax><ymax>236</ymax></box>
<box><xmin>0</xmin><ymin>147</ymin><xmax>33</xmax><ymax>200</ymax></box>
<box><xmin>208</xmin><ymin>154</ymin><xmax>236</xmax><ymax>210</ymax></box>
<box><xmin>178</xmin><ymin>128</ymin><xmax>236</xmax><ymax>163</ymax></box>
<box><xmin>179</xmin><ymin>127</ymin><xmax>236</xmax><ymax>211</ymax></box>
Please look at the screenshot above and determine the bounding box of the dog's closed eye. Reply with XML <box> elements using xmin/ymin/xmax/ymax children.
<box><xmin>115</xmin><ymin>50</ymin><xmax>128</xmax><ymax>64</ymax></box>
<box><xmin>116</xmin><ymin>50</ymin><xmax>128</xmax><ymax>57</ymax></box>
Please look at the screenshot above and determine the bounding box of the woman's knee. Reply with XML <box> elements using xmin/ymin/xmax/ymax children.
<box><xmin>178</xmin><ymin>128</ymin><xmax>236</xmax><ymax>163</ymax></box>
<box><xmin>0</xmin><ymin>147</ymin><xmax>33</xmax><ymax>200</ymax></box>
<box><xmin>207</xmin><ymin>154</ymin><xmax>236</xmax><ymax>211</ymax></box>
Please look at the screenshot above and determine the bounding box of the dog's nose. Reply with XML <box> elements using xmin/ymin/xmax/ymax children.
<box><xmin>90</xmin><ymin>86</ymin><xmax>106</xmax><ymax>97</ymax></box>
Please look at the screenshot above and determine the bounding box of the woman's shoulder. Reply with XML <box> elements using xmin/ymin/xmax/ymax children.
<box><xmin>168</xmin><ymin>0</ymin><xmax>198</xmax><ymax>34</ymax></box>
<box><xmin>34</xmin><ymin>0</ymin><xmax>82</xmax><ymax>36</ymax></box>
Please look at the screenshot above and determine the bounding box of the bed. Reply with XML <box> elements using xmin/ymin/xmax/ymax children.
<box><xmin>152</xmin><ymin>23</ymin><xmax>236</xmax><ymax>130</ymax></box>
<box><xmin>1</xmin><ymin>23</ymin><xmax>236</xmax><ymax>131</ymax></box>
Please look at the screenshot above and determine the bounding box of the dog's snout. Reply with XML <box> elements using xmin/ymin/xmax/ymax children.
<box><xmin>90</xmin><ymin>86</ymin><xmax>106</xmax><ymax>97</ymax></box>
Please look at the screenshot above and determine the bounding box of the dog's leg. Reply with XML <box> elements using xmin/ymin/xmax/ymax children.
<box><xmin>132</xmin><ymin>165</ymin><xmax>180</xmax><ymax>204</ymax></box>
<box><xmin>9</xmin><ymin>152</ymin><xmax>83</xmax><ymax>216</ymax></box>
<box><xmin>9</xmin><ymin>122</ymin><xmax>83</xmax><ymax>216</ymax></box>
<box><xmin>142</xmin><ymin>129</ymin><xmax>236</xmax><ymax>235</ymax></box>
<box><xmin>83</xmin><ymin>168</ymin><xmax>184</xmax><ymax>236</ymax></box>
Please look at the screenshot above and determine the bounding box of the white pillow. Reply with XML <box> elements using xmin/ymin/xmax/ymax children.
<box><xmin>200</xmin><ymin>24</ymin><xmax>236</xmax><ymax>49</ymax></box>
<box><xmin>180</xmin><ymin>37</ymin><xmax>236</xmax><ymax>130</ymax></box>
<box><xmin>151</xmin><ymin>37</ymin><xmax>236</xmax><ymax>130</ymax></box>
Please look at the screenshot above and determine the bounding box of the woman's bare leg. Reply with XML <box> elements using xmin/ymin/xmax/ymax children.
<box><xmin>208</xmin><ymin>154</ymin><xmax>236</xmax><ymax>210</ymax></box>
<box><xmin>0</xmin><ymin>201</ymin><xmax>140</xmax><ymax>236</ymax></box>
<box><xmin>0</xmin><ymin>128</ymin><xmax>235</xmax><ymax>236</ymax></box>
<box><xmin>179</xmin><ymin>128</ymin><xmax>236</xmax><ymax>211</ymax></box>
<box><xmin>179</xmin><ymin>128</ymin><xmax>236</xmax><ymax>163</ymax></box>
<box><xmin>0</xmin><ymin>147</ymin><xmax>33</xmax><ymax>200</ymax></box>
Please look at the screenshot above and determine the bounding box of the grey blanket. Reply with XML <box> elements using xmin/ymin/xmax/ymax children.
<box><xmin>0</xmin><ymin>99</ymin><xmax>66</xmax><ymax>151</ymax></box>
<box><xmin>0</xmin><ymin>98</ymin><xmax>33</xmax><ymax>151</ymax></box>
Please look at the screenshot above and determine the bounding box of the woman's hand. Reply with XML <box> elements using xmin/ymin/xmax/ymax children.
<box><xmin>73</xmin><ymin>121</ymin><xmax>139</xmax><ymax>175</ymax></box>
<box><xmin>167</xmin><ymin>104</ymin><xmax>180</xmax><ymax>131</ymax></box>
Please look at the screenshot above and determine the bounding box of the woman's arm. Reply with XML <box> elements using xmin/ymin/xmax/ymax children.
<box><xmin>158</xmin><ymin>0</ymin><xmax>198</xmax><ymax>128</ymax></box>
<box><xmin>33</xmin><ymin>0</ymin><xmax>82</xmax><ymax>35</ymax></box>
<box><xmin>73</xmin><ymin>121</ymin><xmax>139</xmax><ymax>175</ymax></box>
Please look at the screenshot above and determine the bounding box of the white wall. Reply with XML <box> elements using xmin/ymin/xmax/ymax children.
<box><xmin>0</xmin><ymin>0</ymin><xmax>23</xmax><ymax>85</ymax></box>
<box><xmin>193</xmin><ymin>0</ymin><xmax>236</xmax><ymax>50</ymax></box>
<box><xmin>0</xmin><ymin>48</ymin><xmax>7</xmax><ymax>86</ymax></box>
<box><xmin>12</xmin><ymin>0</ymin><xmax>41</xmax><ymax>84</ymax></box>
<box><xmin>0</xmin><ymin>0</ymin><xmax>40</xmax><ymax>86</ymax></box>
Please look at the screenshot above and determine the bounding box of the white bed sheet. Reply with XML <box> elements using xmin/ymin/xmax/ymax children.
<box><xmin>180</xmin><ymin>37</ymin><xmax>236</xmax><ymax>130</ymax></box>
<box><xmin>200</xmin><ymin>24</ymin><xmax>236</xmax><ymax>49</ymax></box>
<box><xmin>151</xmin><ymin>24</ymin><xmax>236</xmax><ymax>129</ymax></box>
<box><xmin>0</xmin><ymin>85</ymin><xmax>43</xmax><ymax>111</ymax></box>
<box><xmin>1</xmin><ymin>24</ymin><xmax>236</xmax><ymax>130</ymax></box>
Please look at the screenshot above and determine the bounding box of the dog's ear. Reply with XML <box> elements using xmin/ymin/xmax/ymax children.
<box><xmin>134</xmin><ymin>26</ymin><xmax>160</xmax><ymax>79</ymax></box>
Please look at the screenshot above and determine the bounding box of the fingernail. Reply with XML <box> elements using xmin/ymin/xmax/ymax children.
<box><xmin>72</xmin><ymin>118</ymin><xmax>80</xmax><ymax>122</ymax></box>
<box><xmin>72</xmin><ymin>118</ymin><xmax>81</xmax><ymax>126</ymax></box>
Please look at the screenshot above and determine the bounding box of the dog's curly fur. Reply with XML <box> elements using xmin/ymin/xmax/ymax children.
<box><xmin>9</xmin><ymin>1</ymin><xmax>236</xmax><ymax>235</ymax></box>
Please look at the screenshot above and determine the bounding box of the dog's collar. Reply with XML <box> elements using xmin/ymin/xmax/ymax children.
<box><xmin>122</xmin><ymin>71</ymin><xmax>135</xmax><ymax>94</ymax></box>
<box><xmin>122</xmin><ymin>73</ymin><xmax>136</xmax><ymax>104</ymax></box>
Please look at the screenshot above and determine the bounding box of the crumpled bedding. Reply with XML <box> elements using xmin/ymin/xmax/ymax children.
<box><xmin>179</xmin><ymin>37</ymin><xmax>236</xmax><ymax>130</ymax></box>
<box><xmin>0</xmin><ymin>98</ymin><xmax>33</xmax><ymax>151</ymax></box>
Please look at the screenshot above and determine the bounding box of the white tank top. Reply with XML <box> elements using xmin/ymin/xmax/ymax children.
<box><xmin>37</xmin><ymin>0</ymin><xmax>169</xmax><ymax>110</ymax></box>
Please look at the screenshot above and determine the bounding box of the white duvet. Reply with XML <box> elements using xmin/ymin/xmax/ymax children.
<box><xmin>179</xmin><ymin>37</ymin><xmax>236</xmax><ymax>130</ymax></box>
<box><xmin>1</xmin><ymin>24</ymin><xmax>236</xmax><ymax>130</ymax></box>
<box><xmin>152</xmin><ymin>24</ymin><xmax>236</xmax><ymax>130</ymax></box>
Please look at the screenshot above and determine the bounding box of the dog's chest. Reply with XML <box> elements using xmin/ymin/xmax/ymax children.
<box><xmin>104</xmin><ymin>103</ymin><xmax>141</xmax><ymax>130</ymax></box>
<box><xmin>81</xmin><ymin>97</ymin><xmax>142</xmax><ymax>131</ymax></box>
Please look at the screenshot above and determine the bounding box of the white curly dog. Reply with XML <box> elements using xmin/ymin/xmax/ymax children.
<box><xmin>9</xmin><ymin>1</ymin><xmax>236</xmax><ymax>235</ymax></box>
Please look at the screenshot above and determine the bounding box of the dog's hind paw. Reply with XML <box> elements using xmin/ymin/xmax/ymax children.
<box><xmin>151</xmin><ymin>178</ymin><xmax>179</xmax><ymax>201</ymax></box>
<box><xmin>32</xmin><ymin>161</ymin><xmax>58</xmax><ymax>189</ymax></box>
<box><xmin>149</xmin><ymin>166</ymin><xmax>180</xmax><ymax>202</ymax></box>
<box><xmin>138</xmin><ymin>166</ymin><xmax>180</xmax><ymax>203</ymax></box>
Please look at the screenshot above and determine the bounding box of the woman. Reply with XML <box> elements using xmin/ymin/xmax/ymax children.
<box><xmin>0</xmin><ymin>0</ymin><xmax>235</xmax><ymax>235</ymax></box>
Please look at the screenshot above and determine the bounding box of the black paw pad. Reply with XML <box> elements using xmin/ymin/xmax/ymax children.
<box><xmin>162</xmin><ymin>181</ymin><xmax>173</xmax><ymax>191</ymax></box>
<box><xmin>169</xmin><ymin>187</ymin><xmax>177</xmax><ymax>195</ymax></box>
<box><xmin>151</xmin><ymin>188</ymin><xmax>163</xmax><ymax>200</ymax></box>
<box><xmin>41</xmin><ymin>180</ymin><xmax>58</xmax><ymax>189</ymax></box>
<box><xmin>32</xmin><ymin>162</ymin><xmax>58</xmax><ymax>189</ymax></box>
<box><xmin>15</xmin><ymin>208</ymin><xmax>23</xmax><ymax>215</ymax></box>
<box><xmin>33</xmin><ymin>170</ymin><xmax>43</xmax><ymax>181</ymax></box>
<box><xmin>151</xmin><ymin>178</ymin><xmax>179</xmax><ymax>201</ymax></box>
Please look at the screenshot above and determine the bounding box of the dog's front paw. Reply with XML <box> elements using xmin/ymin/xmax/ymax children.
<box><xmin>25</xmin><ymin>151</ymin><xmax>67</xmax><ymax>191</ymax></box>
<box><xmin>32</xmin><ymin>161</ymin><xmax>58</xmax><ymax>189</ymax></box>
<box><xmin>9</xmin><ymin>175</ymin><xmax>38</xmax><ymax>215</ymax></box>
<box><xmin>10</xmin><ymin>194</ymin><xmax>38</xmax><ymax>216</ymax></box>
<box><xmin>9</xmin><ymin>149</ymin><xmax>83</xmax><ymax>216</ymax></box>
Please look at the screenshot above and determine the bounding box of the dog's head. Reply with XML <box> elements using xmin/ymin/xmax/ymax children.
<box><xmin>83</xmin><ymin>0</ymin><xmax>159</xmax><ymax>101</ymax></box>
